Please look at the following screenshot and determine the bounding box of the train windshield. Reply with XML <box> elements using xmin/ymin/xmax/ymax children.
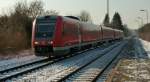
<box><xmin>35</xmin><ymin>16</ymin><xmax>57</xmax><ymax>39</ymax></box>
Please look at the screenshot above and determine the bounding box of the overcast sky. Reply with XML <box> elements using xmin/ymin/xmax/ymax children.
<box><xmin>0</xmin><ymin>0</ymin><xmax>150</xmax><ymax>29</ymax></box>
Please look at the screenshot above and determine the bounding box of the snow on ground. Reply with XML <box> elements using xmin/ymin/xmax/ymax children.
<box><xmin>0</xmin><ymin>49</ymin><xmax>47</xmax><ymax>71</ymax></box>
<box><xmin>140</xmin><ymin>39</ymin><xmax>150</xmax><ymax>57</ymax></box>
<box><xmin>0</xmin><ymin>55</ymin><xmax>43</xmax><ymax>67</ymax></box>
<box><xmin>111</xmin><ymin>38</ymin><xmax>150</xmax><ymax>82</ymax></box>
<box><xmin>0</xmin><ymin>49</ymin><xmax>34</xmax><ymax>60</ymax></box>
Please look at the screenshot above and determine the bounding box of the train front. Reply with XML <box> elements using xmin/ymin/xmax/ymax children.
<box><xmin>32</xmin><ymin>16</ymin><xmax>58</xmax><ymax>57</ymax></box>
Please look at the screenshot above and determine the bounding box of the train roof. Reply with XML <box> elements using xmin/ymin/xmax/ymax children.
<box><xmin>36</xmin><ymin>15</ymin><xmax>122</xmax><ymax>33</ymax></box>
<box><xmin>36</xmin><ymin>15</ymin><xmax>58</xmax><ymax>19</ymax></box>
<box><xmin>101</xmin><ymin>25</ymin><xmax>115</xmax><ymax>30</ymax></box>
<box><xmin>65</xmin><ymin>16</ymin><xmax>80</xmax><ymax>20</ymax></box>
<box><xmin>114</xmin><ymin>29</ymin><xmax>123</xmax><ymax>32</ymax></box>
<box><xmin>101</xmin><ymin>25</ymin><xmax>123</xmax><ymax>32</ymax></box>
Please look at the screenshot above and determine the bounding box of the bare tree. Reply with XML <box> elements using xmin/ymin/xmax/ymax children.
<box><xmin>0</xmin><ymin>0</ymin><xmax>59</xmax><ymax>50</ymax></box>
<box><xmin>28</xmin><ymin>0</ymin><xmax>44</xmax><ymax>19</ymax></box>
<box><xmin>13</xmin><ymin>1</ymin><xmax>29</xmax><ymax>16</ymax></box>
<box><xmin>42</xmin><ymin>10</ymin><xmax>59</xmax><ymax>16</ymax></box>
<box><xmin>28</xmin><ymin>0</ymin><xmax>59</xmax><ymax>18</ymax></box>
<box><xmin>78</xmin><ymin>10</ymin><xmax>92</xmax><ymax>22</ymax></box>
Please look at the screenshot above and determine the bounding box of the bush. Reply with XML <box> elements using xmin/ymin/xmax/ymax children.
<box><xmin>0</xmin><ymin>0</ymin><xmax>58</xmax><ymax>52</ymax></box>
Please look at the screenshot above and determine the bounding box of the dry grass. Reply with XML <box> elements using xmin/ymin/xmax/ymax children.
<box><xmin>0</xmin><ymin>27</ymin><xmax>28</xmax><ymax>53</ymax></box>
<box><xmin>139</xmin><ymin>32</ymin><xmax>150</xmax><ymax>42</ymax></box>
<box><xmin>112</xmin><ymin>59</ymin><xmax>150</xmax><ymax>82</ymax></box>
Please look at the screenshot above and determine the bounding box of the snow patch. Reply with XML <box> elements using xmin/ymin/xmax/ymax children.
<box><xmin>140</xmin><ymin>39</ymin><xmax>150</xmax><ymax>57</ymax></box>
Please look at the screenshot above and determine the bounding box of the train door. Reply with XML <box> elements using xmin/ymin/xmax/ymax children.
<box><xmin>113</xmin><ymin>30</ymin><xmax>116</xmax><ymax>40</ymax></box>
<box><xmin>77</xmin><ymin>23</ymin><xmax>82</xmax><ymax>50</ymax></box>
<box><xmin>100</xmin><ymin>25</ymin><xmax>103</xmax><ymax>41</ymax></box>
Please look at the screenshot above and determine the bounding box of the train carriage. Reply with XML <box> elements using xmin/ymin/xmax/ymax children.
<box><xmin>32</xmin><ymin>15</ymin><xmax>124</xmax><ymax>57</ymax></box>
<box><xmin>101</xmin><ymin>26</ymin><xmax>115</xmax><ymax>41</ymax></box>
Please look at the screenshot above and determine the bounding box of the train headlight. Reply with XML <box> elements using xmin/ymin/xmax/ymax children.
<box><xmin>34</xmin><ymin>41</ymin><xmax>39</xmax><ymax>45</ymax></box>
<box><xmin>48</xmin><ymin>41</ymin><xmax>53</xmax><ymax>45</ymax></box>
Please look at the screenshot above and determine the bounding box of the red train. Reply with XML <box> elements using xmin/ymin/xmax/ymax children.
<box><xmin>32</xmin><ymin>15</ymin><xmax>123</xmax><ymax>57</ymax></box>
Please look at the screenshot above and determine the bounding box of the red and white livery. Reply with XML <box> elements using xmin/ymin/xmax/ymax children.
<box><xmin>32</xmin><ymin>15</ymin><xmax>123</xmax><ymax>57</ymax></box>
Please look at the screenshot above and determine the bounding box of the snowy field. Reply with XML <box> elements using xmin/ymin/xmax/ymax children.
<box><xmin>112</xmin><ymin>59</ymin><xmax>150</xmax><ymax>82</ymax></box>
<box><xmin>141</xmin><ymin>39</ymin><xmax>150</xmax><ymax>58</ymax></box>
<box><xmin>111</xmin><ymin>38</ymin><xmax>150</xmax><ymax>82</ymax></box>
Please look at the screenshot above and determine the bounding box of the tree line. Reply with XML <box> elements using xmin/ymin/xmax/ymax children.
<box><xmin>0</xmin><ymin>0</ymin><xmax>58</xmax><ymax>52</ymax></box>
<box><xmin>0</xmin><ymin>0</ymin><xmax>94</xmax><ymax>52</ymax></box>
<box><xmin>0</xmin><ymin>0</ymin><xmax>131</xmax><ymax>52</ymax></box>
<box><xmin>138</xmin><ymin>23</ymin><xmax>150</xmax><ymax>41</ymax></box>
<box><xmin>103</xmin><ymin>12</ymin><xmax>131</xmax><ymax>36</ymax></box>
<box><xmin>79</xmin><ymin>11</ymin><xmax>131</xmax><ymax>37</ymax></box>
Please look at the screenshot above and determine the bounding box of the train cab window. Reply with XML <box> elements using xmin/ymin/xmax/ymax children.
<box><xmin>35</xmin><ymin>16</ymin><xmax>57</xmax><ymax>39</ymax></box>
<box><xmin>37</xmin><ymin>23</ymin><xmax>55</xmax><ymax>32</ymax></box>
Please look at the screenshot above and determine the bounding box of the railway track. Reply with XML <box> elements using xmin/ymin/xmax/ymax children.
<box><xmin>97</xmin><ymin>42</ymin><xmax>127</xmax><ymax>82</ymax></box>
<box><xmin>0</xmin><ymin>57</ymin><xmax>55</xmax><ymax>81</ymax></box>
<box><xmin>54</xmin><ymin>41</ymin><xmax>127</xmax><ymax>82</ymax></box>
<box><xmin>0</xmin><ymin>56</ymin><xmax>47</xmax><ymax>72</ymax></box>
<box><xmin>0</xmin><ymin>42</ymin><xmax>115</xmax><ymax>82</ymax></box>
<box><xmin>7</xmin><ymin>41</ymin><xmax>123</xmax><ymax>82</ymax></box>
<box><xmin>0</xmin><ymin>57</ymin><xmax>48</xmax><ymax>74</ymax></box>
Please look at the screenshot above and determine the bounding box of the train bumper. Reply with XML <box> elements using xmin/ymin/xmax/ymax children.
<box><xmin>34</xmin><ymin>46</ymin><xmax>70</xmax><ymax>57</ymax></box>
